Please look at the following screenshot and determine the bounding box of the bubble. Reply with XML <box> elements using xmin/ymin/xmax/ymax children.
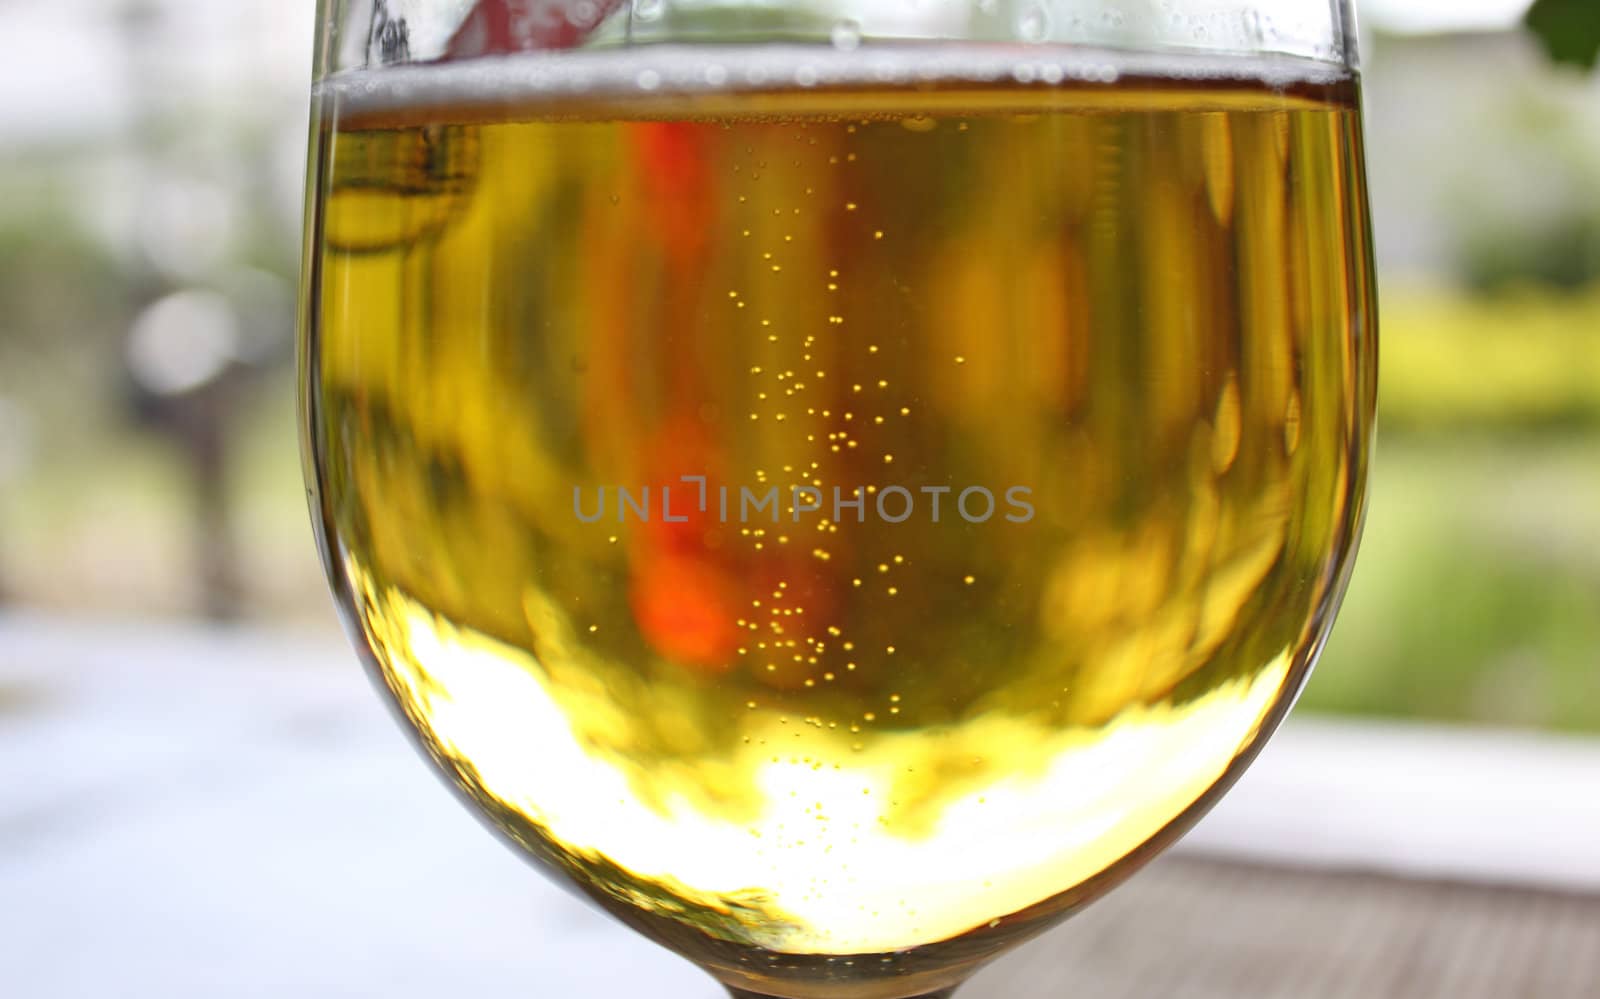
<box><xmin>569</xmin><ymin>0</ymin><xmax>600</xmax><ymax>28</ymax></box>
<box><xmin>795</xmin><ymin>64</ymin><xmax>820</xmax><ymax>88</ymax></box>
<box><xmin>830</xmin><ymin>19</ymin><xmax>863</xmax><ymax>52</ymax></box>
<box><xmin>633</xmin><ymin>0</ymin><xmax>663</xmax><ymax>22</ymax></box>
<box><xmin>703</xmin><ymin>64</ymin><xmax>728</xmax><ymax>87</ymax></box>
<box><xmin>1017</xmin><ymin>5</ymin><xmax>1050</xmax><ymax>42</ymax></box>
<box><xmin>635</xmin><ymin>69</ymin><xmax>661</xmax><ymax>91</ymax></box>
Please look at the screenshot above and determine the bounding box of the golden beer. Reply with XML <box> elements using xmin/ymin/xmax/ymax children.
<box><xmin>303</xmin><ymin>48</ymin><xmax>1375</xmax><ymax>977</ymax></box>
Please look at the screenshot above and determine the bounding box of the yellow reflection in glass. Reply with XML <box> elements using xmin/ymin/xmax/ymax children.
<box><xmin>356</xmin><ymin>564</ymin><xmax>1289</xmax><ymax>954</ymax></box>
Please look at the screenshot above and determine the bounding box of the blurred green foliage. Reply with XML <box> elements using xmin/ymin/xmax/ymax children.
<box><xmin>1301</xmin><ymin>286</ymin><xmax>1600</xmax><ymax>733</ymax></box>
<box><xmin>1526</xmin><ymin>0</ymin><xmax>1600</xmax><ymax>70</ymax></box>
<box><xmin>1378</xmin><ymin>289</ymin><xmax>1600</xmax><ymax>432</ymax></box>
<box><xmin>1304</xmin><ymin>436</ymin><xmax>1600</xmax><ymax>733</ymax></box>
<box><xmin>1459</xmin><ymin>216</ymin><xmax>1600</xmax><ymax>292</ymax></box>
<box><xmin>0</xmin><ymin>222</ymin><xmax>127</xmax><ymax>374</ymax></box>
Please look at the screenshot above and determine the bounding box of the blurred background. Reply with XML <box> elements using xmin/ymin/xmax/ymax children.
<box><xmin>2</xmin><ymin>0</ymin><xmax>1598</xmax><ymax>995</ymax></box>
<box><xmin>2</xmin><ymin>0</ymin><xmax>1596</xmax><ymax>728</ymax></box>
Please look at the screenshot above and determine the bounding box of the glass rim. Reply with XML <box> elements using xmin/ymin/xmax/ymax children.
<box><xmin>314</xmin><ymin>1</ymin><xmax>1363</xmax><ymax>82</ymax></box>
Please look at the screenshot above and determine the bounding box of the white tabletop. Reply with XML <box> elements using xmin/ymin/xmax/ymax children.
<box><xmin>4</xmin><ymin>612</ymin><xmax>1598</xmax><ymax>997</ymax></box>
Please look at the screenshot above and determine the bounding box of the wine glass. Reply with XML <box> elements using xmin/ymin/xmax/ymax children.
<box><xmin>298</xmin><ymin>1</ymin><xmax>1375</xmax><ymax>996</ymax></box>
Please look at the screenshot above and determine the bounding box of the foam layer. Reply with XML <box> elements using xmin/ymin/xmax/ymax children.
<box><xmin>316</xmin><ymin>42</ymin><xmax>1354</xmax><ymax>118</ymax></box>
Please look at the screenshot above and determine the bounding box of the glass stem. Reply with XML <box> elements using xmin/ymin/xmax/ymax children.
<box><xmin>725</xmin><ymin>990</ymin><xmax>959</xmax><ymax>999</ymax></box>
